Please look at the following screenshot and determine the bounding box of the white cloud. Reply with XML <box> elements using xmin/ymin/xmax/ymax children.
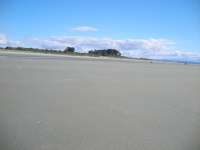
<box><xmin>70</xmin><ymin>26</ymin><xmax>98</xmax><ymax>31</ymax></box>
<box><xmin>27</xmin><ymin>36</ymin><xmax>200</xmax><ymax>61</ymax></box>
<box><xmin>0</xmin><ymin>34</ymin><xmax>21</xmax><ymax>47</ymax></box>
<box><xmin>27</xmin><ymin>36</ymin><xmax>176</xmax><ymax>52</ymax></box>
<box><xmin>27</xmin><ymin>38</ymin><xmax>67</xmax><ymax>49</ymax></box>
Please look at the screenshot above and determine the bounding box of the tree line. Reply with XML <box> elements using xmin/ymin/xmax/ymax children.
<box><xmin>1</xmin><ymin>46</ymin><xmax>75</xmax><ymax>54</ymax></box>
<box><xmin>0</xmin><ymin>46</ymin><xmax>123</xmax><ymax>57</ymax></box>
<box><xmin>88</xmin><ymin>49</ymin><xmax>121</xmax><ymax>56</ymax></box>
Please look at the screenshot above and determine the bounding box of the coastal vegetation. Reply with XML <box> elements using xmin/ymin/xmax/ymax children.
<box><xmin>0</xmin><ymin>46</ymin><xmax>128</xmax><ymax>58</ymax></box>
<box><xmin>0</xmin><ymin>46</ymin><xmax>153</xmax><ymax>60</ymax></box>
<box><xmin>88</xmin><ymin>49</ymin><xmax>121</xmax><ymax>56</ymax></box>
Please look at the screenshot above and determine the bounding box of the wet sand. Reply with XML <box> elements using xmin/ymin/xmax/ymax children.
<box><xmin>0</xmin><ymin>52</ymin><xmax>200</xmax><ymax>150</ymax></box>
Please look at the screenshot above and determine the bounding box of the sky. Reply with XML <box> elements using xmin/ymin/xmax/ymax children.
<box><xmin>0</xmin><ymin>0</ymin><xmax>200</xmax><ymax>61</ymax></box>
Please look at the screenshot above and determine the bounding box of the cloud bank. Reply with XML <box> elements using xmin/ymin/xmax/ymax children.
<box><xmin>28</xmin><ymin>36</ymin><xmax>175</xmax><ymax>51</ymax></box>
<box><xmin>70</xmin><ymin>26</ymin><xmax>98</xmax><ymax>31</ymax></box>
<box><xmin>1</xmin><ymin>34</ymin><xmax>199</xmax><ymax>62</ymax></box>
<box><xmin>27</xmin><ymin>36</ymin><xmax>200</xmax><ymax>61</ymax></box>
<box><xmin>0</xmin><ymin>34</ymin><xmax>21</xmax><ymax>47</ymax></box>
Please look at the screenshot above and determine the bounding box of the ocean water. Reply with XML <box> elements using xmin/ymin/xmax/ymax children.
<box><xmin>154</xmin><ymin>59</ymin><xmax>200</xmax><ymax>65</ymax></box>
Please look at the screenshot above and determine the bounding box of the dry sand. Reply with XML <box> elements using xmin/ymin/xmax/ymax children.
<box><xmin>0</xmin><ymin>52</ymin><xmax>200</xmax><ymax>150</ymax></box>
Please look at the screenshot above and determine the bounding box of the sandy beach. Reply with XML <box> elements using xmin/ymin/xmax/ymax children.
<box><xmin>0</xmin><ymin>51</ymin><xmax>200</xmax><ymax>150</ymax></box>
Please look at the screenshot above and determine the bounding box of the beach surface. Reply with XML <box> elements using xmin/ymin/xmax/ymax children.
<box><xmin>0</xmin><ymin>51</ymin><xmax>200</xmax><ymax>150</ymax></box>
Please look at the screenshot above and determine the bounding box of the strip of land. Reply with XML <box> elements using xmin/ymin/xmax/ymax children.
<box><xmin>0</xmin><ymin>51</ymin><xmax>200</xmax><ymax>150</ymax></box>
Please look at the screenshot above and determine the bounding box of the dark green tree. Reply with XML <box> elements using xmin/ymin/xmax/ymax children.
<box><xmin>88</xmin><ymin>49</ymin><xmax>121</xmax><ymax>56</ymax></box>
<box><xmin>5</xmin><ymin>46</ymin><xmax>13</xmax><ymax>50</ymax></box>
<box><xmin>64</xmin><ymin>47</ymin><xmax>75</xmax><ymax>53</ymax></box>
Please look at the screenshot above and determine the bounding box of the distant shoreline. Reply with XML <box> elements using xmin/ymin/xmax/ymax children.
<box><xmin>0</xmin><ymin>49</ymin><xmax>153</xmax><ymax>62</ymax></box>
<box><xmin>154</xmin><ymin>59</ymin><xmax>200</xmax><ymax>65</ymax></box>
<box><xmin>1</xmin><ymin>49</ymin><xmax>199</xmax><ymax>65</ymax></box>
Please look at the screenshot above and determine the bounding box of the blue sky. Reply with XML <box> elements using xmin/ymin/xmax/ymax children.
<box><xmin>0</xmin><ymin>0</ymin><xmax>200</xmax><ymax>61</ymax></box>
